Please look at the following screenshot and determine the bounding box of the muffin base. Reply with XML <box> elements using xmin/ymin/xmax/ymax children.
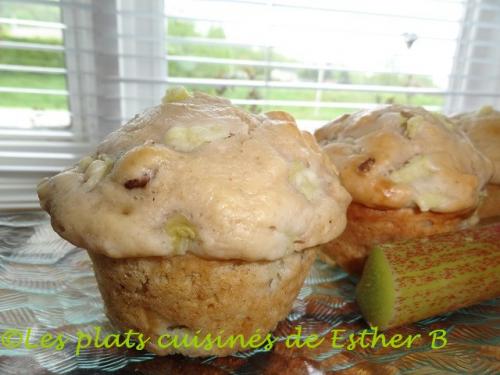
<box><xmin>89</xmin><ymin>249</ymin><xmax>316</xmax><ymax>357</ymax></box>
<box><xmin>321</xmin><ymin>203</ymin><xmax>476</xmax><ymax>275</ymax></box>
<box><xmin>478</xmin><ymin>183</ymin><xmax>500</xmax><ymax>219</ymax></box>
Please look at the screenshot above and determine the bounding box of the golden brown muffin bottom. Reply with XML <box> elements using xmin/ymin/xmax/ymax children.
<box><xmin>89</xmin><ymin>249</ymin><xmax>316</xmax><ymax>357</ymax></box>
<box><xmin>478</xmin><ymin>183</ymin><xmax>500</xmax><ymax>219</ymax></box>
<box><xmin>321</xmin><ymin>203</ymin><xmax>476</xmax><ymax>275</ymax></box>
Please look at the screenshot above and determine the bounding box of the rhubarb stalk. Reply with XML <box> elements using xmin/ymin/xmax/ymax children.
<box><xmin>356</xmin><ymin>223</ymin><xmax>500</xmax><ymax>330</ymax></box>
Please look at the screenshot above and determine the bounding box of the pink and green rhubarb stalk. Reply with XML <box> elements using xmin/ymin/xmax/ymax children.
<box><xmin>356</xmin><ymin>223</ymin><xmax>500</xmax><ymax>330</ymax></box>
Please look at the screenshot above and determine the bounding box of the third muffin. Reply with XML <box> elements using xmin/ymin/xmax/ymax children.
<box><xmin>315</xmin><ymin>104</ymin><xmax>493</xmax><ymax>274</ymax></box>
<box><xmin>452</xmin><ymin>105</ymin><xmax>500</xmax><ymax>219</ymax></box>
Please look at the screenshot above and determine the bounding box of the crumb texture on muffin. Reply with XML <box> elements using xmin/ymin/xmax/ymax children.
<box><xmin>321</xmin><ymin>202</ymin><xmax>477</xmax><ymax>274</ymax></box>
<box><xmin>89</xmin><ymin>248</ymin><xmax>316</xmax><ymax>357</ymax></box>
<box><xmin>452</xmin><ymin>106</ymin><xmax>500</xmax><ymax>185</ymax></box>
<box><xmin>315</xmin><ymin>104</ymin><xmax>493</xmax><ymax>213</ymax></box>
<box><xmin>478</xmin><ymin>183</ymin><xmax>500</xmax><ymax>218</ymax></box>
<box><xmin>38</xmin><ymin>92</ymin><xmax>350</xmax><ymax>260</ymax></box>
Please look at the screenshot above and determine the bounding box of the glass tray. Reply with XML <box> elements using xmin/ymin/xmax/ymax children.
<box><xmin>0</xmin><ymin>212</ymin><xmax>498</xmax><ymax>374</ymax></box>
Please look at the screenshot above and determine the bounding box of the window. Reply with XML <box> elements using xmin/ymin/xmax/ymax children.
<box><xmin>0</xmin><ymin>0</ymin><xmax>69</xmax><ymax>130</ymax></box>
<box><xmin>0</xmin><ymin>0</ymin><xmax>85</xmax><ymax>210</ymax></box>
<box><xmin>1</xmin><ymin>0</ymin><xmax>499</xmax><ymax>210</ymax></box>
<box><xmin>165</xmin><ymin>0</ymin><xmax>464</xmax><ymax>128</ymax></box>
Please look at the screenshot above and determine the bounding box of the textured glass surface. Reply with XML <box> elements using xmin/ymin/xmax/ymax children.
<box><xmin>0</xmin><ymin>212</ymin><xmax>498</xmax><ymax>374</ymax></box>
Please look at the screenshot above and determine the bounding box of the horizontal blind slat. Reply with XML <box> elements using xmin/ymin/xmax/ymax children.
<box><xmin>166</xmin><ymin>54</ymin><xmax>500</xmax><ymax>78</ymax></box>
<box><xmin>229</xmin><ymin>99</ymin><xmax>441</xmax><ymax>111</ymax></box>
<box><xmin>0</xmin><ymin>165</ymin><xmax>69</xmax><ymax>173</ymax></box>
<box><xmin>0</xmin><ymin>17</ymin><xmax>65</xmax><ymax>29</ymax></box>
<box><xmin>0</xmin><ymin>41</ymin><xmax>64</xmax><ymax>52</ymax></box>
<box><xmin>0</xmin><ymin>64</ymin><xmax>67</xmax><ymax>74</ymax></box>
<box><xmin>106</xmin><ymin>76</ymin><xmax>500</xmax><ymax>97</ymax></box>
<box><xmin>0</xmin><ymin>129</ymin><xmax>75</xmax><ymax>140</ymax></box>
<box><xmin>0</xmin><ymin>141</ymin><xmax>91</xmax><ymax>153</ymax></box>
<box><xmin>0</xmin><ymin>87</ymin><xmax>68</xmax><ymax>96</ymax></box>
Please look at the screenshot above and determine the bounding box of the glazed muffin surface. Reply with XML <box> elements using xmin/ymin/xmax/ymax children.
<box><xmin>452</xmin><ymin>105</ymin><xmax>500</xmax><ymax>184</ymax></box>
<box><xmin>315</xmin><ymin>105</ymin><xmax>492</xmax><ymax>213</ymax></box>
<box><xmin>315</xmin><ymin>104</ymin><xmax>493</xmax><ymax>274</ymax></box>
<box><xmin>452</xmin><ymin>106</ymin><xmax>500</xmax><ymax>218</ymax></box>
<box><xmin>38</xmin><ymin>92</ymin><xmax>351</xmax><ymax>261</ymax></box>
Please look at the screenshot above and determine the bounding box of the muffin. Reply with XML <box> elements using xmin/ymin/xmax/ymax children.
<box><xmin>315</xmin><ymin>104</ymin><xmax>493</xmax><ymax>274</ymax></box>
<box><xmin>452</xmin><ymin>105</ymin><xmax>500</xmax><ymax>219</ymax></box>
<box><xmin>37</xmin><ymin>89</ymin><xmax>351</xmax><ymax>357</ymax></box>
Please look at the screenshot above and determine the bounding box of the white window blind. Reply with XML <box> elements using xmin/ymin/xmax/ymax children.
<box><xmin>0</xmin><ymin>0</ymin><xmax>150</xmax><ymax>210</ymax></box>
<box><xmin>446</xmin><ymin>0</ymin><xmax>500</xmax><ymax>113</ymax></box>
<box><xmin>162</xmin><ymin>0</ymin><xmax>500</xmax><ymax>126</ymax></box>
<box><xmin>112</xmin><ymin>0</ymin><xmax>500</xmax><ymax>127</ymax></box>
<box><xmin>0</xmin><ymin>0</ymin><xmax>91</xmax><ymax>210</ymax></box>
<box><xmin>1</xmin><ymin>0</ymin><xmax>500</xmax><ymax>211</ymax></box>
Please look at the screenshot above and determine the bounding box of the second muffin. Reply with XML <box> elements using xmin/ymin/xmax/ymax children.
<box><xmin>315</xmin><ymin>104</ymin><xmax>493</xmax><ymax>274</ymax></box>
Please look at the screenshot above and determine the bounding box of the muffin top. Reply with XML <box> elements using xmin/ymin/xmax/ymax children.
<box><xmin>38</xmin><ymin>90</ymin><xmax>351</xmax><ymax>261</ymax></box>
<box><xmin>452</xmin><ymin>105</ymin><xmax>500</xmax><ymax>185</ymax></box>
<box><xmin>315</xmin><ymin>104</ymin><xmax>493</xmax><ymax>213</ymax></box>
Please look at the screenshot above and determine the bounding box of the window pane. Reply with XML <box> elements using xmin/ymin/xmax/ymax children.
<box><xmin>0</xmin><ymin>1</ymin><xmax>70</xmax><ymax>129</ymax></box>
<box><xmin>164</xmin><ymin>0</ymin><xmax>466</xmax><ymax>125</ymax></box>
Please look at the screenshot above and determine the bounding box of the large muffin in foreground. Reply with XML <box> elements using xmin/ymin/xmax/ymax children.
<box><xmin>452</xmin><ymin>105</ymin><xmax>500</xmax><ymax>219</ymax></box>
<box><xmin>315</xmin><ymin>104</ymin><xmax>493</xmax><ymax>274</ymax></box>
<box><xmin>37</xmin><ymin>89</ymin><xmax>351</xmax><ymax>357</ymax></box>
